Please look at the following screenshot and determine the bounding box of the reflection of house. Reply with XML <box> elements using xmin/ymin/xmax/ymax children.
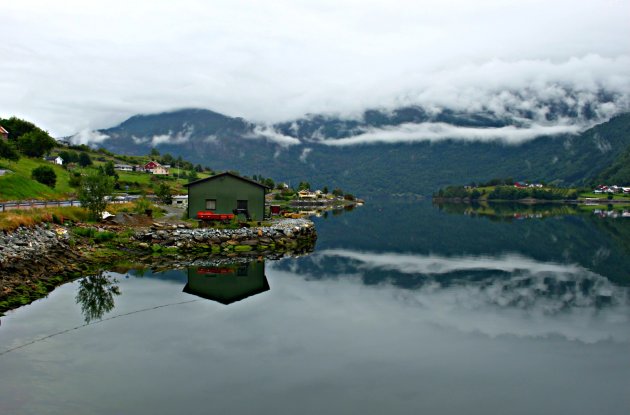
<box><xmin>0</xmin><ymin>125</ymin><xmax>8</xmax><ymax>140</ymax></box>
<box><xmin>44</xmin><ymin>156</ymin><xmax>64</xmax><ymax>165</ymax></box>
<box><xmin>183</xmin><ymin>261</ymin><xmax>269</xmax><ymax>304</ymax></box>
<box><xmin>185</xmin><ymin>172</ymin><xmax>269</xmax><ymax>221</ymax></box>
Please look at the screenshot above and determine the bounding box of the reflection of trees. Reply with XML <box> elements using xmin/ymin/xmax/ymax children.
<box><xmin>434</xmin><ymin>202</ymin><xmax>581</xmax><ymax>220</ymax></box>
<box><xmin>75</xmin><ymin>272</ymin><xmax>121</xmax><ymax>323</ymax></box>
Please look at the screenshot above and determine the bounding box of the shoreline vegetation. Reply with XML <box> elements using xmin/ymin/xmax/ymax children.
<box><xmin>432</xmin><ymin>179</ymin><xmax>630</xmax><ymax>207</ymax></box>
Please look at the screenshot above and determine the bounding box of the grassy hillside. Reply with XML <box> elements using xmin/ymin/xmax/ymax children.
<box><xmin>0</xmin><ymin>148</ymin><xmax>210</xmax><ymax>202</ymax></box>
<box><xmin>0</xmin><ymin>157</ymin><xmax>74</xmax><ymax>201</ymax></box>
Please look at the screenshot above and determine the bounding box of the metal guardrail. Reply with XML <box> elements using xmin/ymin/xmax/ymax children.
<box><xmin>0</xmin><ymin>199</ymin><xmax>131</xmax><ymax>212</ymax></box>
<box><xmin>0</xmin><ymin>200</ymin><xmax>82</xmax><ymax>212</ymax></box>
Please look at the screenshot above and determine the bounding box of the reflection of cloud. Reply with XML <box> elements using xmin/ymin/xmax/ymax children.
<box><xmin>275</xmin><ymin>250</ymin><xmax>630</xmax><ymax>343</ymax></box>
<box><xmin>317</xmin><ymin>249</ymin><xmax>583</xmax><ymax>275</ymax></box>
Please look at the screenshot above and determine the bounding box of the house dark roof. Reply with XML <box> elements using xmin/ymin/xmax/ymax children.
<box><xmin>184</xmin><ymin>171</ymin><xmax>271</xmax><ymax>189</ymax></box>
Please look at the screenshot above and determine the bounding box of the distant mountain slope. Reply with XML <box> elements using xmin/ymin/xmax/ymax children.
<box><xmin>596</xmin><ymin>140</ymin><xmax>630</xmax><ymax>185</ymax></box>
<box><xmin>88</xmin><ymin>108</ymin><xmax>630</xmax><ymax>196</ymax></box>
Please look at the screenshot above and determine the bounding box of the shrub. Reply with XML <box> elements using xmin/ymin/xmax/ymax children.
<box><xmin>31</xmin><ymin>166</ymin><xmax>57</xmax><ymax>188</ymax></box>
<box><xmin>93</xmin><ymin>231</ymin><xmax>116</xmax><ymax>242</ymax></box>
<box><xmin>133</xmin><ymin>197</ymin><xmax>151</xmax><ymax>214</ymax></box>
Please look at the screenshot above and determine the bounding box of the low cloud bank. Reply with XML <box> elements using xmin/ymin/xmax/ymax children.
<box><xmin>69</xmin><ymin>129</ymin><xmax>110</xmax><ymax>145</ymax></box>
<box><xmin>248</xmin><ymin>125</ymin><xmax>301</xmax><ymax>147</ymax></box>
<box><xmin>319</xmin><ymin>122</ymin><xmax>584</xmax><ymax>146</ymax></box>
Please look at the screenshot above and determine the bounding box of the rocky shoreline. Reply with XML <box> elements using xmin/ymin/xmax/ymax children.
<box><xmin>0</xmin><ymin>218</ymin><xmax>317</xmax><ymax>315</ymax></box>
<box><xmin>134</xmin><ymin>218</ymin><xmax>316</xmax><ymax>253</ymax></box>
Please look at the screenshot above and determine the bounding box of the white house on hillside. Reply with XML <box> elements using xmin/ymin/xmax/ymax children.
<box><xmin>44</xmin><ymin>156</ymin><xmax>64</xmax><ymax>165</ymax></box>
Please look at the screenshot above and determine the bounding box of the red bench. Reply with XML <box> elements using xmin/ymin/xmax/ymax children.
<box><xmin>197</xmin><ymin>211</ymin><xmax>235</xmax><ymax>222</ymax></box>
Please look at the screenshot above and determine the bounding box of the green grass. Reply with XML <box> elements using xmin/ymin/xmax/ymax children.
<box><xmin>1</xmin><ymin>145</ymin><xmax>215</xmax><ymax>202</ymax></box>
<box><xmin>578</xmin><ymin>191</ymin><xmax>630</xmax><ymax>200</ymax></box>
<box><xmin>0</xmin><ymin>174</ymin><xmax>64</xmax><ymax>201</ymax></box>
<box><xmin>0</xmin><ymin>157</ymin><xmax>77</xmax><ymax>201</ymax></box>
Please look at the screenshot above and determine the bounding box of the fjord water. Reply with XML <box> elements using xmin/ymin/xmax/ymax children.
<box><xmin>1</xmin><ymin>201</ymin><xmax>629</xmax><ymax>415</ymax></box>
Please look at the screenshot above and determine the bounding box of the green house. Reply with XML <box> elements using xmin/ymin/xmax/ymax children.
<box><xmin>183</xmin><ymin>261</ymin><xmax>269</xmax><ymax>305</ymax></box>
<box><xmin>185</xmin><ymin>172</ymin><xmax>268</xmax><ymax>221</ymax></box>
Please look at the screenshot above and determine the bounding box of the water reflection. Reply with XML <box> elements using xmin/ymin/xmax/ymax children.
<box><xmin>75</xmin><ymin>272</ymin><xmax>121</xmax><ymax>323</ymax></box>
<box><xmin>184</xmin><ymin>260</ymin><xmax>269</xmax><ymax>305</ymax></box>
<box><xmin>278</xmin><ymin>249</ymin><xmax>630</xmax><ymax>333</ymax></box>
<box><xmin>270</xmin><ymin>251</ymin><xmax>630</xmax><ymax>343</ymax></box>
<box><xmin>435</xmin><ymin>201</ymin><xmax>581</xmax><ymax>220</ymax></box>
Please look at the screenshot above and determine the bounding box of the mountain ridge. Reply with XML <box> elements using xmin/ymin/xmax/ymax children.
<box><xmin>83</xmin><ymin>107</ymin><xmax>630</xmax><ymax>196</ymax></box>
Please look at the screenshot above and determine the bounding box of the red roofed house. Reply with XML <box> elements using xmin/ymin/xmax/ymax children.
<box><xmin>0</xmin><ymin>125</ymin><xmax>8</xmax><ymax>141</ymax></box>
<box><xmin>143</xmin><ymin>160</ymin><xmax>169</xmax><ymax>175</ymax></box>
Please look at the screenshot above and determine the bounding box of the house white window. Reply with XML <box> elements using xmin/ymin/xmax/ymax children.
<box><xmin>205</xmin><ymin>199</ymin><xmax>216</xmax><ymax>210</ymax></box>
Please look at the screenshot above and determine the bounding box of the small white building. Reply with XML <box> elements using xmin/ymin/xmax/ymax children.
<box><xmin>114</xmin><ymin>164</ymin><xmax>133</xmax><ymax>171</ymax></box>
<box><xmin>172</xmin><ymin>195</ymin><xmax>188</xmax><ymax>207</ymax></box>
<box><xmin>44</xmin><ymin>156</ymin><xmax>64</xmax><ymax>165</ymax></box>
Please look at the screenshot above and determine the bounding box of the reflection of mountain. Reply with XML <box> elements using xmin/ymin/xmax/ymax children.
<box><xmin>184</xmin><ymin>261</ymin><xmax>269</xmax><ymax>305</ymax></box>
<box><xmin>308</xmin><ymin>200</ymin><xmax>630</xmax><ymax>285</ymax></box>
<box><xmin>274</xmin><ymin>250</ymin><xmax>630</xmax><ymax>315</ymax></box>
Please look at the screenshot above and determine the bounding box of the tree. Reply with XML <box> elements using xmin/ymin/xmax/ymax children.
<box><xmin>149</xmin><ymin>148</ymin><xmax>160</xmax><ymax>158</ymax></box>
<box><xmin>0</xmin><ymin>116</ymin><xmax>38</xmax><ymax>141</ymax></box>
<box><xmin>161</xmin><ymin>153</ymin><xmax>174</xmax><ymax>165</ymax></box>
<box><xmin>78</xmin><ymin>152</ymin><xmax>92</xmax><ymax>167</ymax></box>
<box><xmin>17</xmin><ymin>130</ymin><xmax>56</xmax><ymax>158</ymax></box>
<box><xmin>298</xmin><ymin>181</ymin><xmax>311</xmax><ymax>191</ymax></box>
<box><xmin>31</xmin><ymin>166</ymin><xmax>57</xmax><ymax>187</ymax></box>
<box><xmin>264</xmin><ymin>178</ymin><xmax>275</xmax><ymax>189</ymax></box>
<box><xmin>155</xmin><ymin>183</ymin><xmax>173</xmax><ymax>204</ymax></box>
<box><xmin>69</xmin><ymin>172</ymin><xmax>82</xmax><ymax>188</ymax></box>
<box><xmin>0</xmin><ymin>139</ymin><xmax>20</xmax><ymax>161</ymax></box>
<box><xmin>332</xmin><ymin>188</ymin><xmax>344</xmax><ymax>197</ymax></box>
<box><xmin>187</xmin><ymin>170</ymin><xmax>199</xmax><ymax>183</ymax></box>
<box><xmin>79</xmin><ymin>173</ymin><xmax>114</xmax><ymax>220</ymax></box>
<box><xmin>102</xmin><ymin>161</ymin><xmax>118</xmax><ymax>179</ymax></box>
<box><xmin>59</xmin><ymin>150</ymin><xmax>79</xmax><ymax>164</ymax></box>
<box><xmin>322</xmin><ymin>186</ymin><xmax>329</xmax><ymax>194</ymax></box>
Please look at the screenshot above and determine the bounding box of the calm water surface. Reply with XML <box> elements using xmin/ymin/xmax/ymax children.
<box><xmin>1</xmin><ymin>200</ymin><xmax>629</xmax><ymax>415</ymax></box>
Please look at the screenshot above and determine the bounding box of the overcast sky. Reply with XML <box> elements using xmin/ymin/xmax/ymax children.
<box><xmin>1</xmin><ymin>0</ymin><xmax>629</xmax><ymax>137</ymax></box>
